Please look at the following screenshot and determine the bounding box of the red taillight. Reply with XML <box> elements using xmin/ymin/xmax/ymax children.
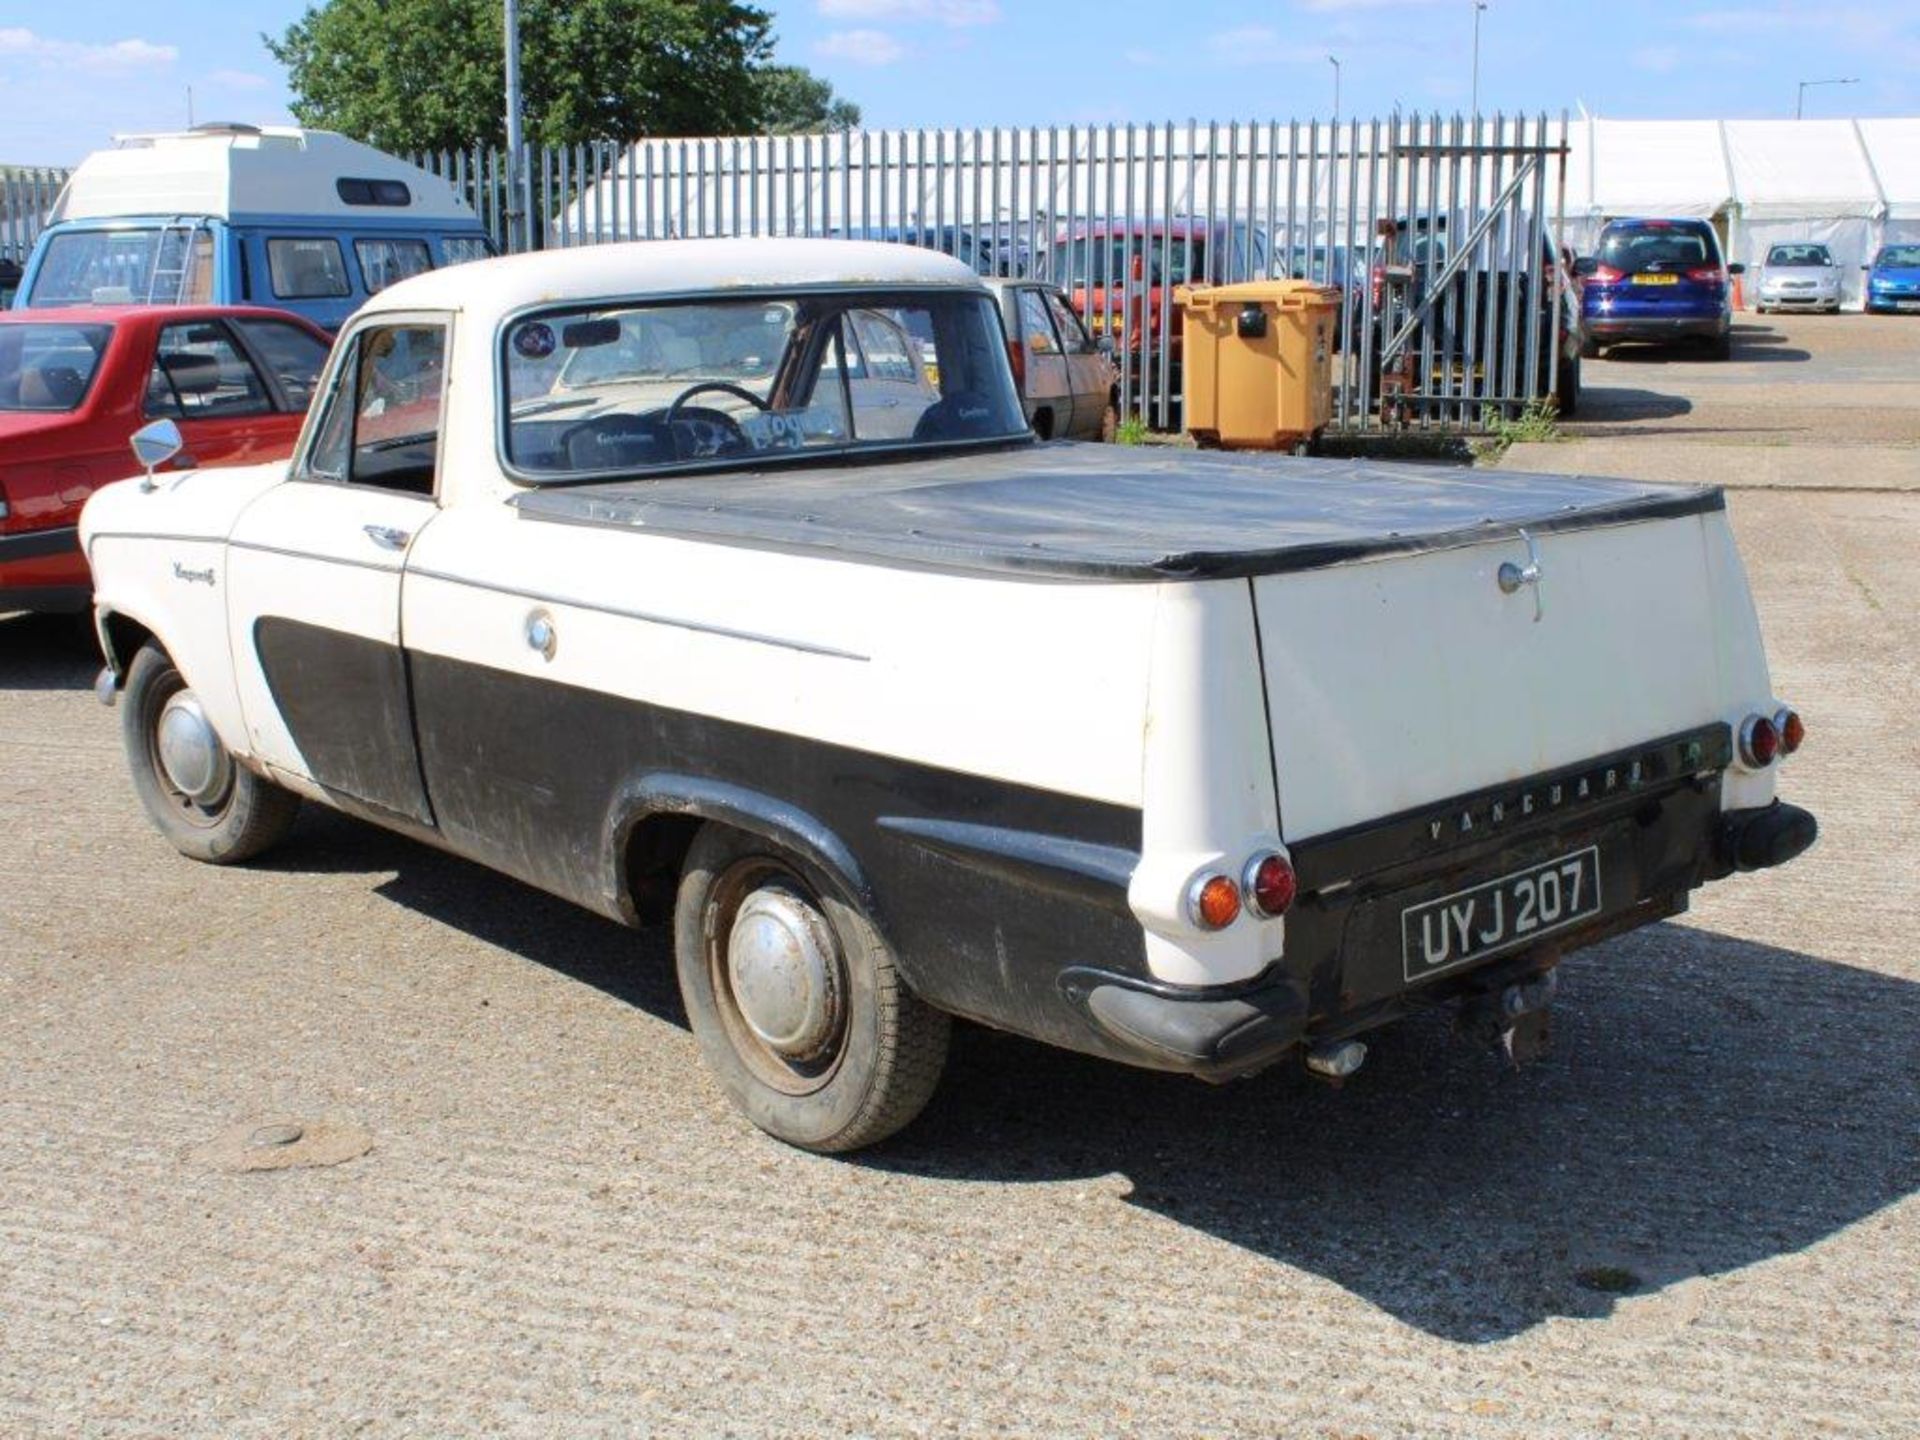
<box><xmin>1188</xmin><ymin>873</ymin><xmax>1242</xmax><ymax>931</ymax></box>
<box><xmin>1740</xmin><ymin>713</ymin><xmax>1780</xmax><ymax>768</ymax></box>
<box><xmin>1776</xmin><ymin>707</ymin><xmax>1805</xmax><ymax>756</ymax></box>
<box><xmin>1006</xmin><ymin>338</ymin><xmax>1025</xmax><ymax>388</ymax></box>
<box><xmin>1685</xmin><ymin>265</ymin><xmax>1725</xmax><ymax>284</ymax></box>
<box><xmin>1245</xmin><ymin>852</ymin><xmax>1297</xmax><ymax>918</ymax></box>
<box><xmin>1591</xmin><ymin>263</ymin><xmax>1626</xmax><ymax>283</ymax></box>
<box><xmin>1370</xmin><ymin>262</ymin><xmax>1385</xmax><ymax>308</ymax></box>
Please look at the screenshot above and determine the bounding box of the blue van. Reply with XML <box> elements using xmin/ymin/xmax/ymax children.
<box><xmin>14</xmin><ymin>124</ymin><xmax>493</xmax><ymax>331</ymax></box>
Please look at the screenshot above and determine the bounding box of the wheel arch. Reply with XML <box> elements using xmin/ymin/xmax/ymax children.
<box><xmin>604</xmin><ymin>773</ymin><xmax>878</xmax><ymax>929</ymax></box>
<box><xmin>96</xmin><ymin>606</ymin><xmax>159</xmax><ymax>687</ymax></box>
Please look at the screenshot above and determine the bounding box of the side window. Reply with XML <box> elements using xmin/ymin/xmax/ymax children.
<box><xmin>441</xmin><ymin>235</ymin><xmax>495</xmax><ymax>266</ymax></box>
<box><xmin>268</xmin><ymin>238</ymin><xmax>352</xmax><ymax>300</ymax></box>
<box><xmin>1042</xmin><ymin>290</ymin><xmax>1097</xmax><ymax>355</ymax></box>
<box><xmin>850</xmin><ymin>309</ymin><xmax>920</xmax><ymax>381</ymax></box>
<box><xmin>1016</xmin><ymin>289</ymin><xmax>1062</xmax><ymax>356</ymax></box>
<box><xmin>302</xmin><ymin>323</ymin><xmax>446</xmax><ymax>496</ymax></box>
<box><xmin>233</xmin><ymin>318</ymin><xmax>332</xmax><ymax>411</ymax></box>
<box><xmin>144</xmin><ymin>322</ymin><xmax>272</xmax><ymax>420</ymax></box>
<box><xmin>354</xmin><ymin>238</ymin><xmax>434</xmax><ymax>295</ymax></box>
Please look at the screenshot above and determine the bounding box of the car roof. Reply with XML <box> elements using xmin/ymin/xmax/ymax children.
<box><xmin>0</xmin><ymin>303</ymin><xmax>328</xmax><ymax>331</ymax></box>
<box><xmin>362</xmin><ymin>238</ymin><xmax>985</xmax><ymax>322</ymax></box>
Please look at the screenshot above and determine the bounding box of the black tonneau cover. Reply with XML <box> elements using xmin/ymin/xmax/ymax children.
<box><xmin>512</xmin><ymin>444</ymin><xmax>1723</xmax><ymax>582</ymax></box>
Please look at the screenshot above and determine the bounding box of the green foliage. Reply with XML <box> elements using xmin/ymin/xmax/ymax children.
<box><xmin>1480</xmin><ymin>396</ymin><xmax>1562</xmax><ymax>452</ymax></box>
<box><xmin>753</xmin><ymin>65</ymin><xmax>861</xmax><ymax>134</ymax></box>
<box><xmin>266</xmin><ymin>0</ymin><xmax>857</xmax><ymax>153</ymax></box>
<box><xmin>1113</xmin><ymin>415</ymin><xmax>1150</xmax><ymax>446</ymax></box>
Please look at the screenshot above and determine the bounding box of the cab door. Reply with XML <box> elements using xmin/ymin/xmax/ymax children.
<box><xmin>143</xmin><ymin>317</ymin><xmax>310</xmax><ymax>468</ymax></box>
<box><xmin>224</xmin><ymin>314</ymin><xmax>450</xmax><ymax>826</ymax></box>
<box><xmin>1012</xmin><ymin>286</ymin><xmax>1072</xmax><ymax>437</ymax></box>
<box><xmin>1041</xmin><ymin>288</ymin><xmax>1113</xmax><ymax>439</ymax></box>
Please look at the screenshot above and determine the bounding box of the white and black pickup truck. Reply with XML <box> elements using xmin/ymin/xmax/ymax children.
<box><xmin>81</xmin><ymin>239</ymin><xmax>1815</xmax><ymax>1152</ymax></box>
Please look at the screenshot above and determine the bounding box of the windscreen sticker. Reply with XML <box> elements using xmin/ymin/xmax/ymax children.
<box><xmin>512</xmin><ymin>321</ymin><xmax>556</xmax><ymax>360</ymax></box>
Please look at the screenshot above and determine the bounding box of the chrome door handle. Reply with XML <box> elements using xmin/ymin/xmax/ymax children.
<box><xmin>363</xmin><ymin>524</ymin><xmax>411</xmax><ymax>552</ymax></box>
<box><xmin>1497</xmin><ymin>527</ymin><xmax>1545</xmax><ymax>622</ymax></box>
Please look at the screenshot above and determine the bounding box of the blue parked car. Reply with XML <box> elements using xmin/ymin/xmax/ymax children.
<box><xmin>1575</xmin><ymin>217</ymin><xmax>1743</xmax><ymax>360</ymax></box>
<box><xmin>1863</xmin><ymin>243</ymin><xmax>1920</xmax><ymax>314</ymax></box>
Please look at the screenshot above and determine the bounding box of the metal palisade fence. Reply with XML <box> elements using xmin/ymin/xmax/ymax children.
<box><xmin>416</xmin><ymin>113</ymin><xmax>1573</xmax><ymax>433</ymax></box>
<box><xmin>2</xmin><ymin>167</ymin><xmax>69</xmax><ymax>269</ymax></box>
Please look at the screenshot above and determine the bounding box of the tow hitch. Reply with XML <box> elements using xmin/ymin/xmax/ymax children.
<box><xmin>1457</xmin><ymin>967</ymin><xmax>1558</xmax><ymax>1066</ymax></box>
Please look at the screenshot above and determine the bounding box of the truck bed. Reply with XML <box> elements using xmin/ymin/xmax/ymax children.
<box><xmin>513</xmin><ymin>444</ymin><xmax>1721</xmax><ymax>582</ymax></box>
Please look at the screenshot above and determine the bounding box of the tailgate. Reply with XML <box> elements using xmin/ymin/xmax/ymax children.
<box><xmin>1254</xmin><ymin>514</ymin><xmax>1733</xmax><ymax>842</ymax></box>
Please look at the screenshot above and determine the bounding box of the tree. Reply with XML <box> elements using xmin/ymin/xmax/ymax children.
<box><xmin>753</xmin><ymin>65</ymin><xmax>861</xmax><ymax>134</ymax></box>
<box><xmin>266</xmin><ymin>0</ymin><xmax>792</xmax><ymax>153</ymax></box>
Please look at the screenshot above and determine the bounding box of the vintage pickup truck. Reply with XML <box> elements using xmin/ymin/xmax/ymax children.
<box><xmin>81</xmin><ymin>239</ymin><xmax>1815</xmax><ymax>1152</ymax></box>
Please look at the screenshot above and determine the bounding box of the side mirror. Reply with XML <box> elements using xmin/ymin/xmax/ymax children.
<box><xmin>1727</xmin><ymin>262</ymin><xmax>1745</xmax><ymax>276</ymax></box>
<box><xmin>1096</xmin><ymin>334</ymin><xmax>1115</xmax><ymax>357</ymax></box>
<box><xmin>1573</xmin><ymin>256</ymin><xmax>1598</xmax><ymax>278</ymax></box>
<box><xmin>130</xmin><ymin>418</ymin><xmax>184</xmax><ymax>491</ymax></box>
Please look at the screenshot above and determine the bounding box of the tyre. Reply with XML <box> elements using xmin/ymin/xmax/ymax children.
<box><xmin>1555</xmin><ymin>351</ymin><xmax>1581</xmax><ymax>418</ymax></box>
<box><xmin>1708</xmin><ymin>331</ymin><xmax>1733</xmax><ymax>361</ymax></box>
<box><xmin>674</xmin><ymin>822</ymin><xmax>950</xmax><ymax>1152</ymax></box>
<box><xmin>121</xmin><ymin>641</ymin><xmax>300</xmax><ymax>864</ymax></box>
<box><xmin>1579</xmin><ymin>335</ymin><xmax>1600</xmax><ymax>360</ymax></box>
<box><xmin>1099</xmin><ymin>398</ymin><xmax>1119</xmax><ymax>444</ymax></box>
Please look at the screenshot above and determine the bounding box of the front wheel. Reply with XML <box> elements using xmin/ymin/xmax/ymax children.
<box><xmin>121</xmin><ymin>642</ymin><xmax>300</xmax><ymax>864</ymax></box>
<box><xmin>674</xmin><ymin>823</ymin><xmax>950</xmax><ymax>1152</ymax></box>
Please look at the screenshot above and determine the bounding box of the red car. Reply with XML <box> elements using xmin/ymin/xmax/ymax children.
<box><xmin>1</xmin><ymin>304</ymin><xmax>333</xmax><ymax>613</ymax></box>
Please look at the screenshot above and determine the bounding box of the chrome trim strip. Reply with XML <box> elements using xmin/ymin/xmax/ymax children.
<box><xmin>406</xmin><ymin>566</ymin><xmax>871</xmax><ymax>662</ymax></box>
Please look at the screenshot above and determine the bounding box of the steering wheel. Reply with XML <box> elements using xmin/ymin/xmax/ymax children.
<box><xmin>665</xmin><ymin>380</ymin><xmax>770</xmax><ymax>424</ymax></box>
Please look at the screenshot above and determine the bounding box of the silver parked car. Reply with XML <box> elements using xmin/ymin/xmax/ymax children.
<box><xmin>1755</xmin><ymin>242</ymin><xmax>1842</xmax><ymax>314</ymax></box>
<box><xmin>984</xmin><ymin>279</ymin><xmax>1118</xmax><ymax>440</ymax></box>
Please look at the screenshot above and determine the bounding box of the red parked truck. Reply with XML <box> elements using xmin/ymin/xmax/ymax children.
<box><xmin>0</xmin><ymin>304</ymin><xmax>331</xmax><ymax>612</ymax></box>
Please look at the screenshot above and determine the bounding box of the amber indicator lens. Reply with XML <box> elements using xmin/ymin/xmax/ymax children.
<box><xmin>1191</xmin><ymin>875</ymin><xmax>1242</xmax><ymax>930</ymax></box>
<box><xmin>1778</xmin><ymin>708</ymin><xmax>1805</xmax><ymax>755</ymax></box>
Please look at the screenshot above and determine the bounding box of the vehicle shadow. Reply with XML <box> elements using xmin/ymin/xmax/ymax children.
<box><xmin>1563</xmin><ymin>386</ymin><xmax>1692</xmax><ymax>424</ymax></box>
<box><xmin>265</xmin><ymin>805</ymin><xmax>1919</xmax><ymax>1345</ymax></box>
<box><xmin>0</xmin><ymin>611</ymin><xmax>99</xmax><ymax>692</ymax></box>
<box><xmin>1598</xmin><ymin>326</ymin><xmax>1811</xmax><ymax>365</ymax></box>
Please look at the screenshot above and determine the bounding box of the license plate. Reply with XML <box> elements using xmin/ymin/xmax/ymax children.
<box><xmin>1401</xmin><ymin>847</ymin><xmax>1602</xmax><ymax>982</ymax></box>
<box><xmin>1899</xmin><ymin>300</ymin><xmax>1920</xmax><ymax>312</ymax></box>
<box><xmin>1633</xmin><ymin>273</ymin><xmax>1679</xmax><ymax>286</ymax></box>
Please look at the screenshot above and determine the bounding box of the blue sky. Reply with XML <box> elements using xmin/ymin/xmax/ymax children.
<box><xmin>3</xmin><ymin>0</ymin><xmax>1916</xmax><ymax>165</ymax></box>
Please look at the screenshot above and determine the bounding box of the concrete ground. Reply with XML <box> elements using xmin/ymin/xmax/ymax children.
<box><xmin>3</xmin><ymin>321</ymin><xmax>1918</xmax><ymax>1435</ymax></box>
<box><xmin>1503</xmin><ymin>312</ymin><xmax>1920</xmax><ymax>488</ymax></box>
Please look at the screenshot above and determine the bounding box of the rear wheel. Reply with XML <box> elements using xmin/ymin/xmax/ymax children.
<box><xmin>121</xmin><ymin>642</ymin><xmax>299</xmax><ymax>864</ymax></box>
<box><xmin>1555</xmin><ymin>351</ymin><xmax>1581</xmax><ymax>418</ymax></box>
<box><xmin>674</xmin><ymin>823</ymin><xmax>949</xmax><ymax>1152</ymax></box>
<box><xmin>1707</xmin><ymin>331</ymin><xmax>1733</xmax><ymax>361</ymax></box>
<box><xmin>1579</xmin><ymin>335</ymin><xmax>1600</xmax><ymax>360</ymax></box>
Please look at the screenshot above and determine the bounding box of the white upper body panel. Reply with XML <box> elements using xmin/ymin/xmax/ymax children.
<box><xmin>50</xmin><ymin>126</ymin><xmax>478</xmax><ymax>225</ymax></box>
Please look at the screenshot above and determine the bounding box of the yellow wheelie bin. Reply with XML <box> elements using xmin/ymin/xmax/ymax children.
<box><xmin>1178</xmin><ymin>280</ymin><xmax>1340</xmax><ymax>452</ymax></box>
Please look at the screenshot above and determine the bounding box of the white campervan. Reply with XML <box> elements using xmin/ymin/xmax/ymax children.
<box><xmin>15</xmin><ymin>123</ymin><xmax>493</xmax><ymax>330</ymax></box>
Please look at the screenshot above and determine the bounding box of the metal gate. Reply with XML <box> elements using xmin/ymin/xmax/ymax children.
<box><xmin>417</xmin><ymin>113</ymin><xmax>1571</xmax><ymax>433</ymax></box>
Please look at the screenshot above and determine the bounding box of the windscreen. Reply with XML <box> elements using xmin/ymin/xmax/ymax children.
<box><xmin>0</xmin><ymin>323</ymin><xmax>112</xmax><ymax>411</ymax></box>
<box><xmin>1597</xmin><ymin>225</ymin><xmax>1713</xmax><ymax>270</ymax></box>
<box><xmin>1045</xmin><ymin>236</ymin><xmax>1206</xmax><ymax>287</ymax></box>
<box><xmin>1766</xmin><ymin>244</ymin><xmax>1831</xmax><ymax>266</ymax></box>
<box><xmin>27</xmin><ymin>228</ymin><xmax>213</xmax><ymax>306</ymax></box>
<box><xmin>502</xmin><ymin>289</ymin><xmax>1026</xmax><ymax>479</ymax></box>
<box><xmin>1877</xmin><ymin>245</ymin><xmax>1920</xmax><ymax>267</ymax></box>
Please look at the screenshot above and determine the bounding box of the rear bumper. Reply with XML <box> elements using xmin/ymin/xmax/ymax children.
<box><xmin>1585</xmin><ymin>314</ymin><xmax>1726</xmax><ymax>342</ymax></box>
<box><xmin>1062</xmin><ymin>728</ymin><xmax>1815</xmax><ymax>1080</ymax></box>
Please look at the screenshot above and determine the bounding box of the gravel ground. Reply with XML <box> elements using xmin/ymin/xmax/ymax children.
<box><xmin>3</xmin><ymin>487</ymin><xmax>1917</xmax><ymax>1438</ymax></box>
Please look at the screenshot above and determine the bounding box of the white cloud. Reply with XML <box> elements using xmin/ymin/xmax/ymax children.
<box><xmin>0</xmin><ymin>28</ymin><xmax>179</xmax><ymax>72</ymax></box>
<box><xmin>817</xmin><ymin>0</ymin><xmax>1000</xmax><ymax>26</ymax></box>
<box><xmin>208</xmin><ymin>69</ymin><xmax>269</xmax><ymax>90</ymax></box>
<box><xmin>815</xmin><ymin>29</ymin><xmax>909</xmax><ymax>65</ymax></box>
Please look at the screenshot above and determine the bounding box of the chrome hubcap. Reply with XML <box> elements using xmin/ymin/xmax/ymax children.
<box><xmin>155</xmin><ymin>691</ymin><xmax>231</xmax><ymax>804</ymax></box>
<box><xmin>726</xmin><ymin>884</ymin><xmax>841</xmax><ymax>1061</ymax></box>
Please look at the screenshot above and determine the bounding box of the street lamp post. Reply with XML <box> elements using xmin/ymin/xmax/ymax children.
<box><xmin>1470</xmin><ymin>2</ymin><xmax>1488</xmax><ymax>117</ymax></box>
<box><xmin>504</xmin><ymin>0</ymin><xmax>527</xmax><ymax>251</ymax></box>
<box><xmin>1795</xmin><ymin>76</ymin><xmax>1859</xmax><ymax>119</ymax></box>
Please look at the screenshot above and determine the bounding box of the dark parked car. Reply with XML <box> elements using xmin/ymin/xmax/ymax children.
<box><xmin>1576</xmin><ymin>218</ymin><xmax>1742</xmax><ymax>360</ymax></box>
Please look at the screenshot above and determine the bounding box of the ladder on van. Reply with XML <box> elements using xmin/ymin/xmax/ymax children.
<box><xmin>145</xmin><ymin>219</ymin><xmax>205</xmax><ymax>304</ymax></box>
